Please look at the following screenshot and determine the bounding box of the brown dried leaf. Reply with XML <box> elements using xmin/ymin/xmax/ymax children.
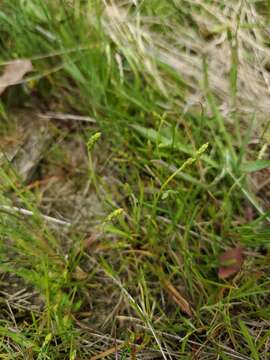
<box><xmin>218</xmin><ymin>246</ymin><xmax>245</xmax><ymax>279</ymax></box>
<box><xmin>0</xmin><ymin>59</ymin><xmax>33</xmax><ymax>95</ymax></box>
<box><xmin>11</xmin><ymin>118</ymin><xmax>51</xmax><ymax>182</ymax></box>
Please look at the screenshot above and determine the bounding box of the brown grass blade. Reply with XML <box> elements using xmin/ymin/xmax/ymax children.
<box><xmin>163</xmin><ymin>279</ymin><xmax>193</xmax><ymax>317</ymax></box>
<box><xmin>90</xmin><ymin>342</ymin><xmax>125</xmax><ymax>360</ymax></box>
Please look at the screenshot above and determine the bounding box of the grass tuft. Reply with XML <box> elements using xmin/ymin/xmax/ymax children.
<box><xmin>0</xmin><ymin>0</ymin><xmax>270</xmax><ymax>359</ymax></box>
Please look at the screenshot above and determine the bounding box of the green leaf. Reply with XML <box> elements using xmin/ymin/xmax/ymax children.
<box><xmin>241</xmin><ymin>159</ymin><xmax>270</xmax><ymax>173</ymax></box>
<box><xmin>132</xmin><ymin>124</ymin><xmax>190</xmax><ymax>153</ymax></box>
<box><xmin>0</xmin><ymin>327</ymin><xmax>39</xmax><ymax>351</ymax></box>
<box><xmin>239</xmin><ymin>320</ymin><xmax>260</xmax><ymax>360</ymax></box>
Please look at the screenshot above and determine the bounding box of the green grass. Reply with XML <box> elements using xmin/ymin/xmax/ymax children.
<box><xmin>0</xmin><ymin>0</ymin><xmax>270</xmax><ymax>359</ymax></box>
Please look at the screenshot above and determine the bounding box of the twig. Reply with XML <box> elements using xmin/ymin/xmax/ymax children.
<box><xmin>0</xmin><ymin>205</ymin><xmax>71</xmax><ymax>227</ymax></box>
<box><xmin>38</xmin><ymin>112</ymin><xmax>96</xmax><ymax>123</ymax></box>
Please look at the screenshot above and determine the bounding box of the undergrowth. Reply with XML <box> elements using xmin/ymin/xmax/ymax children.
<box><xmin>0</xmin><ymin>1</ymin><xmax>270</xmax><ymax>359</ymax></box>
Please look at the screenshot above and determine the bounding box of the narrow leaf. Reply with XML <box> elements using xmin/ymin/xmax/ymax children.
<box><xmin>132</xmin><ymin>124</ymin><xmax>217</xmax><ymax>168</ymax></box>
<box><xmin>239</xmin><ymin>320</ymin><xmax>260</xmax><ymax>360</ymax></box>
<box><xmin>241</xmin><ymin>160</ymin><xmax>270</xmax><ymax>173</ymax></box>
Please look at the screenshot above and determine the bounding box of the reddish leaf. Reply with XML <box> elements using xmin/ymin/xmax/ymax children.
<box><xmin>218</xmin><ymin>246</ymin><xmax>245</xmax><ymax>279</ymax></box>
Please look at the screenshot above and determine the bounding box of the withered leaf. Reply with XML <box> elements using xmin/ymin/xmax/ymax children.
<box><xmin>90</xmin><ymin>342</ymin><xmax>125</xmax><ymax>360</ymax></box>
<box><xmin>0</xmin><ymin>59</ymin><xmax>33</xmax><ymax>95</ymax></box>
<box><xmin>218</xmin><ymin>246</ymin><xmax>245</xmax><ymax>279</ymax></box>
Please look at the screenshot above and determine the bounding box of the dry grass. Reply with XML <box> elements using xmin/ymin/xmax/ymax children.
<box><xmin>104</xmin><ymin>0</ymin><xmax>270</xmax><ymax>129</ymax></box>
<box><xmin>0</xmin><ymin>1</ymin><xmax>270</xmax><ymax>359</ymax></box>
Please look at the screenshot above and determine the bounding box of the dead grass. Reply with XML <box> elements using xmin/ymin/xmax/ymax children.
<box><xmin>104</xmin><ymin>0</ymin><xmax>270</xmax><ymax>129</ymax></box>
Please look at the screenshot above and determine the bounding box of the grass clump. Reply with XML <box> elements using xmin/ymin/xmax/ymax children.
<box><xmin>0</xmin><ymin>0</ymin><xmax>270</xmax><ymax>359</ymax></box>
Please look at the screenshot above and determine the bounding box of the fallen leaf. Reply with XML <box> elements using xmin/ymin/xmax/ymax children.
<box><xmin>11</xmin><ymin>117</ymin><xmax>51</xmax><ymax>182</ymax></box>
<box><xmin>0</xmin><ymin>59</ymin><xmax>33</xmax><ymax>95</ymax></box>
<box><xmin>218</xmin><ymin>246</ymin><xmax>245</xmax><ymax>279</ymax></box>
